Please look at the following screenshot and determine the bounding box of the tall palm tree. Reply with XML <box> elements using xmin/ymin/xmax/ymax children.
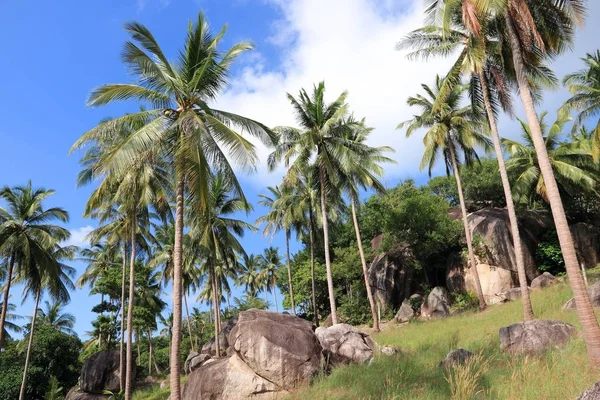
<box><xmin>398</xmin><ymin>17</ymin><xmax>539</xmax><ymax>320</ymax></box>
<box><xmin>71</xmin><ymin>14</ymin><xmax>275</xmax><ymax>397</ymax></box>
<box><xmin>562</xmin><ymin>50</ymin><xmax>600</xmax><ymax>161</ymax></box>
<box><xmin>339</xmin><ymin>119</ymin><xmax>395</xmax><ymax>331</ymax></box>
<box><xmin>258</xmin><ymin>247</ymin><xmax>282</xmax><ymax>312</ymax></box>
<box><xmin>503</xmin><ymin>110</ymin><xmax>597</xmax><ymax>204</ymax></box>
<box><xmin>18</xmin><ymin>243</ymin><xmax>76</xmax><ymax>400</ymax></box>
<box><xmin>36</xmin><ymin>300</ymin><xmax>76</xmax><ymax>335</ymax></box>
<box><xmin>257</xmin><ymin>185</ymin><xmax>296</xmax><ymax>314</ymax></box>
<box><xmin>399</xmin><ymin>76</ymin><xmax>491</xmax><ymax>310</ymax></box>
<box><xmin>268</xmin><ymin>82</ymin><xmax>359</xmax><ymax>325</ymax></box>
<box><xmin>239</xmin><ymin>254</ymin><xmax>264</xmax><ymax>297</ymax></box>
<box><xmin>0</xmin><ymin>182</ymin><xmax>69</xmax><ymax>349</ymax></box>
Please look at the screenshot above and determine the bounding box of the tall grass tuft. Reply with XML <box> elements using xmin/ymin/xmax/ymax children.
<box><xmin>444</xmin><ymin>352</ymin><xmax>489</xmax><ymax>400</ymax></box>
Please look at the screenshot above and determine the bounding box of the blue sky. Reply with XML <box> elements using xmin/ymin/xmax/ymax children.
<box><xmin>1</xmin><ymin>0</ymin><xmax>599</xmax><ymax>338</ymax></box>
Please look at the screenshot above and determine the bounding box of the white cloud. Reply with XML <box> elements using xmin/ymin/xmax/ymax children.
<box><xmin>64</xmin><ymin>226</ymin><xmax>94</xmax><ymax>248</ymax></box>
<box><xmin>216</xmin><ymin>0</ymin><xmax>600</xmax><ymax>188</ymax></box>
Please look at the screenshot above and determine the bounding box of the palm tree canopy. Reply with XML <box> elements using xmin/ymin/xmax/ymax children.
<box><xmin>36</xmin><ymin>300</ymin><xmax>76</xmax><ymax>335</ymax></box>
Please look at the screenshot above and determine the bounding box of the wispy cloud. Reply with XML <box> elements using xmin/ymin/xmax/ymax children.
<box><xmin>136</xmin><ymin>0</ymin><xmax>171</xmax><ymax>13</ymax></box>
<box><xmin>64</xmin><ymin>226</ymin><xmax>94</xmax><ymax>248</ymax></box>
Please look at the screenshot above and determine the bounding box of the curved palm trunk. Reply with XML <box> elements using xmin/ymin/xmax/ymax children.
<box><xmin>18</xmin><ymin>286</ymin><xmax>40</xmax><ymax>400</ymax></box>
<box><xmin>351</xmin><ymin>195</ymin><xmax>379</xmax><ymax>331</ymax></box>
<box><xmin>211</xmin><ymin>268</ymin><xmax>221</xmax><ymax>357</ymax></box>
<box><xmin>170</xmin><ymin>176</ymin><xmax>184</xmax><ymax>400</ymax></box>
<box><xmin>0</xmin><ymin>253</ymin><xmax>15</xmax><ymax>349</ymax></box>
<box><xmin>273</xmin><ymin>285</ymin><xmax>278</xmax><ymax>312</ymax></box>
<box><xmin>125</xmin><ymin>226</ymin><xmax>137</xmax><ymax>400</ymax></box>
<box><xmin>285</xmin><ymin>230</ymin><xmax>296</xmax><ymax>315</ymax></box>
<box><xmin>478</xmin><ymin>69</ymin><xmax>535</xmax><ymax>320</ymax></box>
<box><xmin>308</xmin><ymin>206</ymin><xmax>319</xmax><ymax>326</ymax></box>
<box><xmin>319</xmin><ymin>166</ymin><xmax>338</xmax><ymax>324</ymax></box>
<box><xmin>448</xmin><ymin>142</ymin><xmax>486</xmax><ymax>310</ymax></box>
<box><xmin>119</xmin><ymin>242</ymin><xmax>127</xmax><ymax>391</ymax></box>
<box><xmin>506</xmin><ymin>14</ymin><xmax>600</xmax><ymax>365</ymax></box>
<box><xmin>183</xmin><ymin>291</ymin><xmax>194</xmax><ymax>352</ymax></box>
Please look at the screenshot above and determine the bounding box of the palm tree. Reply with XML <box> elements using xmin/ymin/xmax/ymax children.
<box><xmin>18</xmin><ymin>243</ymin><xmax>76</xmax><ymax>400</ymax></box>
<box><xmin>257</xmin><ymin>185</ymin><xmax>296</xmax><ymax>314</ymax></box>
<box><xmin>0</xmin><ymin>182</ymin><xmax>69</xmax><ymax>349</ymax></box>
<box><xmin>36</xmin><ymin>300</ymin><xmax>76</xmax><ymax>334</ymax></box>
<box><xmin>398</xmin><ymin>17</ymin><xmax>539</xmax><ymax>320</ymax></box>
<box><xmin>339</xmin><ymin>119</ymin><xmax>395</xmax><ymax>331</ymax></box>
<box><xmin>0</xmin><ymin>298</ymin><xmax>22</xmax><ymax>340</ymax></box>
<box><xmin>399</xmin><ymin>76</ymin><xmax>491</xmax><ymax>310</ymax></box>
<box><xmin>268</xmin><ymin>82</ymin><xmax>359</xmax><ymax>325</ymax></box>
<box><xmin>562</xmin><ymin>50</ymin><xmax>600</xmax><ymax>160</ymax></box>
<box><xmin>503</xmin><ymin>110</ymin><xmax>597</xmax><ymax>204</ymax></box>
<box><xmin>258</xmin><ymin>247</ymin><xmax>282</xmax><ymax>312</ymax></box>
<box><xmin>239</xmin><ymin>254</ymin><xmax>264</xmax><ymax>297</ymax></box>
<box><xmin>71</xmin><ymin>14</ymin><xmax>275</xmax><ymax>397</ymax></box>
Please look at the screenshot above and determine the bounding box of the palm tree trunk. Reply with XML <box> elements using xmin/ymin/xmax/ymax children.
<box><xmin>147</xmin><ymin>328</ymin><xmax>153</xmax><ymax>376</ymax></box>
<box><xmin>119</xmin><ymin>242</ymin><xmax>127</xmax><ymax>392</ymax></box>
<box><xmin>211</xmin><ymin>268</ymin><xmax>221</xmax><ymax>357</ymax></box>
<box><xmin>351</xmin><ymin>195</ymin><xmax>379</xmax><ymax>331</ymax></box>
<box><xmin>183</xmin><ymin>291</ymin><xmax>194</xmax><ymax>352</ymax></box>
<box><xmin>319</xmin><ymin>166</ymin><xmax>338</xmax><ymax>324</ymax></box>
<box><xmin>226</xmin><ymin>293</ymin><xmax>231</xmax><ymax>313</ymax></box>
<box><xmin>125</xmin><ymin>226</ymin><xmax>137</xmax><ymax>400</ymax></box>
<box><xmin>136</xmin><ymin>330</ymin><xmax>141</xmax><ymax>365</ymax></box>
<box><xmin>308</xmin><ymin>206</ymin><xmax>319</xmax><ymax>326</ymax></box>
<box><xmin>18</xmin><ymin>287</ymin><xmax>40</xmax><ymax>400</ymax></box>
<box><xmin>0</xmin><ymin>253</ymin><xmax>15</xmax><ymax>349</ymax></box>
<box><xmin>506</xmin><ymin>13</ymin><xmax>600</xmax><ymax>365</ymax></box>
<box><xmin>478</xmin><ymin>68</ymin><xmax>535</xmax><ymax>320</ymax></box>
<box><xmin>273</xmin><ymin>287</ymin><xmax>278</xmax><ymax>312</ymax></box>
<box><xmin>448</xmin><ymin>142</ymin><xmax>486</xmax><ymax>310</ymax></box>
<box><xmin>170</xmin><ymin>175</ymin><xmax>185</xmax><ymax>400</ymax></box>
<box><xmin>285</xmin><ymin>230</ymin><xmax>296</xmax><ymax>316</ymax></box>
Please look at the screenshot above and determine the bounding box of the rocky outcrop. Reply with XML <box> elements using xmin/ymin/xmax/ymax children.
<box><xmin>79</xmin><ymin>350</ymin><xmax>123</xmax><ymax>393</ymax></box>
<box><xmin>530</xmin><ymin>272</ymin><xmax>556</xmax><ymax>290</ymax></box>
<box><xmin>66</xmin><ymin>388</ymin><xmax>110</xmax><ymax>400</ymax></box>
<box><xmin>421</xmin><ymin>287</ymin><xmax>451</xmax><ymax>319</ymax></box>
<box><xmin>501</xmin><ymin>287</ymin><xmax>527</xmax><ymax>302</ymax></box>
<box><xmin>439</xmin><ymin>349</ymin><xmax>474</xmax><ymax>368</ymax></box>
<box><xmin>182</xmin><ymin>310</ymin><xmax>322</xmax><ymax>399</ymax></box>
<box><xmin>571</xmin><ymin>223</ymin><xmax>600</xmax><ymax>269</ymax></box>
<box><xmin>367</xmin><ymin>242</ymin><xmax>414</xmax><ymax>311</ymax></box>
<box><xmin>563</xmin><ymin>281</ymin><xmax>600</xmax><ymax>311</ymax></box>
<box><xmin>315</xmin><ymin>324</ymin><xmax>375</xmax><ymax>367</ymax></box>
<box><xmin>449</xmin><ymin>261</ymin><xmax>513</xmax><ymax>304</ymax></box>
<box><xmin>395</xmin><ymin>299</ymin><xmax>415</xmax><ymax>323</ymax></box>
<box><xmin>201</xmin><ymin>315</ymin><xmax>239</xmax><ymax>357</ymax></box>
<box><xmin>184</xmin><ymin>351</ymin><xmax>211</xmax><ymax>374</ymax></box>
<box><xmin>499</xmin><ymin>320</ymin><xmax>575</xmax><ymax>354</ymax></box>
<box><xmin>576</xmin><ymin>381</ymin><xmax>600</xmax><ymax>399</ymax></box>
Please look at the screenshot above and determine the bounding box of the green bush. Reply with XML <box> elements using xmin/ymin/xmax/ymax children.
<box><xmin>536</xmin><ymin>230</ymin><xmax>565</xmax><ymax>275</ymax></box>
<box><xmin>451</xmin><ymin>292</ymin><xmax>479</xmax><ymax>312</ymax></box>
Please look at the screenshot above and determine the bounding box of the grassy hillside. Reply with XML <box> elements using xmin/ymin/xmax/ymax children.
<box><xmin>291</xmin><ymin>275</ymin><xmax>600</xmax><ymax>399</ymax></box>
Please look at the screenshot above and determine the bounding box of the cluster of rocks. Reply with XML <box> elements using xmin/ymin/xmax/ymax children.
<box><xmin>394</xmin><ymin>287</ymin><xmax>452</xmax><ymax>322</ymax></box>
<box><xmin>66</xmin><ymin>350</ymin><xmax>126</xmax><ymax>400</ymax></box>
<box><xmin>182</xmin><ymin>309</ymin><xmax>394</xmax><ymax>399</ymax></box>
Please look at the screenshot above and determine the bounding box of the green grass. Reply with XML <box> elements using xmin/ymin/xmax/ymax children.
<box><xmin>290</xmin><ymin>276</ymin><xmax>600</xmax><ymax>399</ymax></box>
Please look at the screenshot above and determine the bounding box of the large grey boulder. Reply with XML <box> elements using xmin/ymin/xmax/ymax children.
<box><xmin>439</xmin><ymin>348</ymin><xmax>474</xmax><ymax>368</ymax></box>
<box><xmin>315</xmin><ymin>323</ymin><xmax>375</xmax><ymax>367</ymax></box>
<box><xmin>229</xmin><ymin>310</ymin><xmax>322</xmax><ymax>390</ymax></box>
<box><xmin>501</xmin><ymin>287</ymin><xmax>527</xmax><ymax>302</ymax></box>
<box><xmin>576</xmin><ymin>381</ymin><xmax>600</xmax><ymax>399</ymax></box>
<box><xmin>563</xmin><ymin>281</ymin><xmax>600</xmax><ymax>311</ymax></box>
<box><xmin>499</xmin><ymin>320</ymin><xmax>575</xmax><ymax>354</ymax></box>
<box><xmin>367</xmin><ymin>240</ymin><xmax>415</xmax><ymax>311</ymax></box>
<box><xmin>184</xmin><ymin>351</ymin><xmax>211</xmax><ymax>374</ymax></box>
<box><xmin>421</xmin><ymin>287</ymin><xmax>451</xmax><ymax>319</ymax></box>
<box><xmin>571</xmin><ymin>223</ymin><xmax>600</xmax><ymax>269</ymax></box>
<box><xmin>182</xmin><ymin>354</ymin><xmax>283</xmax><ymax>400</ymax></box>
<box><xmin>531</xmin><ymin>272</ymin><xmax>556</xmax><ymax>290</ymax></box>
<box><xmin>79</xmin><ymin>350</ymin><xmax>123</xmax><ymax>393</ymax></box>
<box><xmin>66</xmin><ymin>388</ymin><xmax>110</xmax><ymax>400</ymax></box>
<box><xmin>395</xmin><ymin>299</ymin><xmax>415</xmax><ymax>323</ymax></box>
<box><xmin>201</xmin><ymin>315</ymin><xmax>239</xmax><ymax>357</ymax></box>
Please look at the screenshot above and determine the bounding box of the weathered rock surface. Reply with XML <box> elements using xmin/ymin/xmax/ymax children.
<box><xmin>395</xmin><ymin>299</ymin><xmax>415</xmax><ymax>323</ymax></box>
<box><xmin>184</xmin><ymin>351</ymin><xmax>211</xmax><ymax>374</ymax></box>
<box><xmin>66</xmin><ymin>389</ymin><xmax>110</xmax><ymax>400</ymax></box>
<box><xmin>79</xmin><ymin>350</ymin><xmax>123</xmax><ymax>393</ymax></box>
<box><xmin>182</xmin><ymin>354</ymin><xmax>284</xmax><ymax>400</ymax></box>
<box><xmin>501</xmin><ymin>287</ymin><xmax>527</xmax><ymax>302</ymax></box>
<box><xmin>530</xmin><ymin>272</ymin><xmax>556</xmax><ymax>290</ymax></box>
<box><xmin>201</xmin><ymin>315</ymin><xmax>239</xmax><ymax>357</ymax></box>
<box><xmin>563</xmin><ymin>281</ymin><xmax>600</xmax><ymax>311</ymax></box>
<box><xmin>367</xmin><ymin>240</ymin><xmax>414</xmax><ymax>311</ymax></box>
<box><xmin>571</xmin><ymin>223</ymin><xmax>600</xmax><ymax>269</ymax></box>
<box><xmin>315</xmin><ymin>323</ymin><xmax>375</xmax><ymax>366</ymax></box>
<box><xmin>421</xmin><ymin>287</ymin><xmax>451</xmax><ymax>319</ymax></box>
<box><xmin>229</xmin><ymin>309</ymin><xmax>322</xmax><ymax>390</ymax></box>
<box><xmin>439</xmin><ymin>349</ymin><xmax>474</xmax><ymax>368</ymax></box>
<box><xmin>499</xmin><ymin>320</ymin><xmax>575</xmax><ymax>354</ymax></box>
<box><xmin>576</xmin><ymin>380</ymin><xmax>600</xmax><ymax>400</ymax></box>
<box><xmin>379</xmin><ymin>345</ymin><xmax>400</xmax><ymax>356</ymax></box>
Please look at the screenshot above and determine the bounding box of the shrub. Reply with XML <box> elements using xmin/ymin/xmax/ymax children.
<box><xmin>536</xmin><ymin>230</ymin><xmax>565</xmax><ymax>275</ymax></box>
